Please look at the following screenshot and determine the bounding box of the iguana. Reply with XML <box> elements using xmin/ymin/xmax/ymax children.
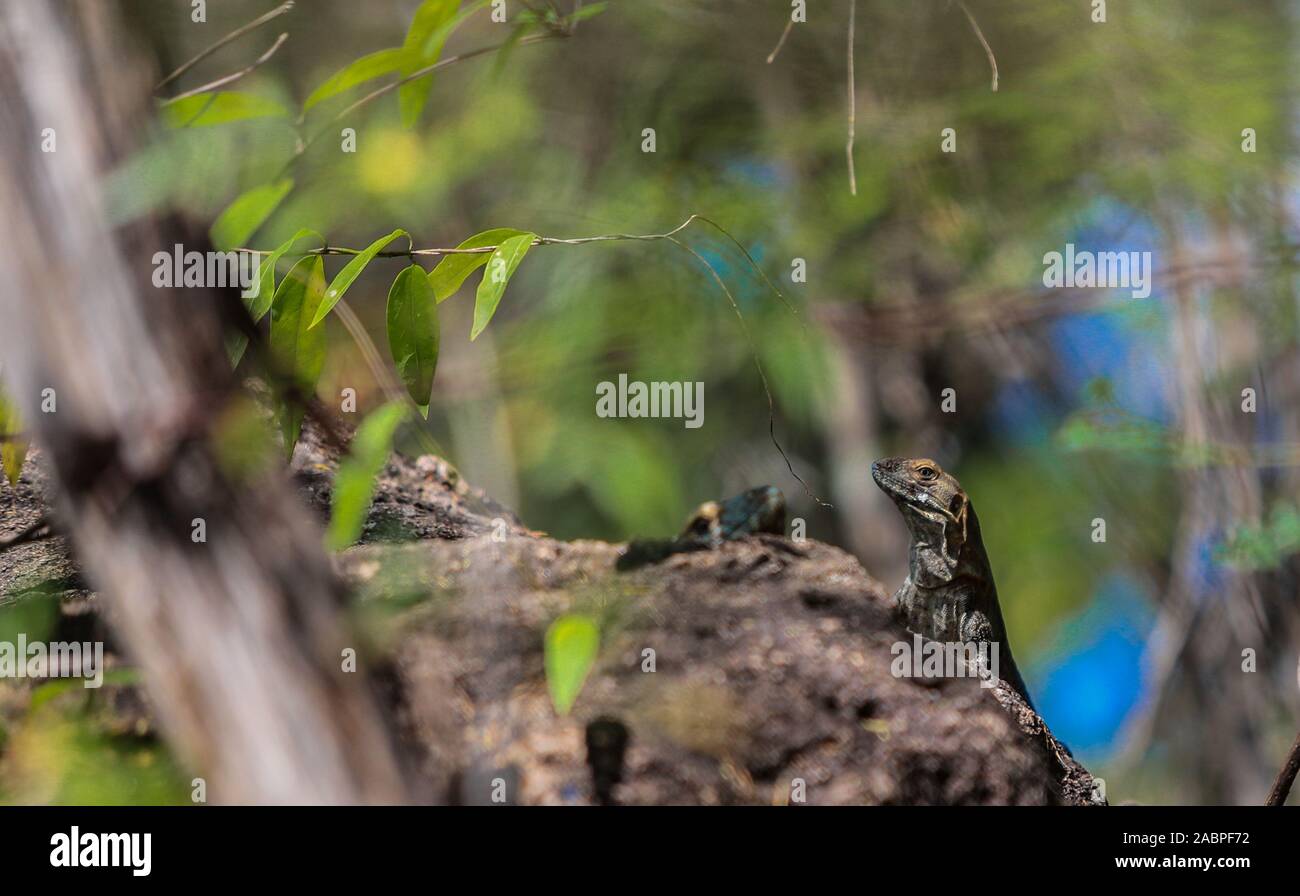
<box><xmin>616</xmin><ymin>485</ymin><xmax>786</xmax><ymax>571</ymax></box>
<box><xmin>871</xmin><ymin>457</ymin><xmax>1034</xmax><ymax>707</ymax></box>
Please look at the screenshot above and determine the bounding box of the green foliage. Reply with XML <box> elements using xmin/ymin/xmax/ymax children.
<box><xmin>161</xmin><ymin>91</ymin><xmax>289</xmax><ymax>128</ymax></box>
<box><xmin>1217</xmin><ymin>504</ymin><xmax>1300</xmax><ymax>570</ymax></box>
<box><xmin>29</xmin><ymin>669</ymin><xmax>142</xmax><ymax>714</ymax></box>
<box><xmin>1056</xmin><ymin>411</ymin><xmax>1170</xmax><ymax>458</ymax></box>
<box><xmin>228</xmin><ymin>229</ymin><xmax>324</xmax><ymax>367</ymax></box>
<box><xmin>959</xmin><ymin>454</ymin><xmax>1098</xmax><ymax>657</ymax></box>
<box><xmin>1</xmin><ymin>684</ymin><xmax>188</xmax><ymax>805</ymax></box>
<box><xmin>312</xmin><ymin>229</ymin><xmax>410</xmax><ymax>327</ymax></box>
<box><xmin>472</xmin><ymin>232</ymin><xmax>536</xmax><ymax>340</ymax></box>
<box><xmin>428</xmin><ymin>228</ymin><xmax>530</xmax><ymax>302</ymax></box>
<box><xmin>544</xmin><ymin>614</ymin><xmax>599</xmax><ymax>716</ymax></box>
<box><xmin>228</xmin><ymin>218</ymin><xmax>532</xmax><ymax>449</ymax></box>
<box><xmin>0</xmin><ymin>384</ymin><xmax>27</xmax><ymax>487</ymax></box>
<box><xmin>0</xmin><ymin>590</ymin><xmax>58</xmax><ymax>644</ymax></box>
<box><xmin>569</xmin><ymin>2</ymin><xmax>608</xmax><ymax>23</ymax></box>
<box><xmin>303</xmin><ymin>47</ymin><xmax>406</xmax><ymax>112</ymax></box>
<box><xmin>212</xmin><ymin>396</ymin><xmax>279</xmax><ymax>483</ymax></box>
<box><xmin>327</xmin><ymin>402</ymin><xmax>408</xmax><ymax>550</ymax></box>
<box><xmin>398</xmin><ymin>0</ymin><xmax>461</xmax><ymax>128</ymax></box>
<box><xmin>210</xmin><ymin>178</ymin><xmax>294</xmax><ymax>251</ymax></box>
<box><xmin>269</xmin><ymin>256</ymin><xmax>327</xmax><ymax>455</ymax></box>
<box><xmin>386</xmin><ymin>265</ymin><xmax>441</xmax><ymax>409</ymax></box>
<box><xmin>253</xmin><ymin>229</ymin><xmax>325</xmax><ymax>322</ymax></box>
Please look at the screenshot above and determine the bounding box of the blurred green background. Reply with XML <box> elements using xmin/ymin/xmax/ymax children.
<box><xmin>3</xmin><ymin>0</ymin><xmax>1299</xmax><ymax>804</ymax></box>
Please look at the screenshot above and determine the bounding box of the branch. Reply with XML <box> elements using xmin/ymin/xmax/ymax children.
<box><xmin>956</xmin><ymin>0</ymin><xmax>999</xmax><ymax>92</ymax></box>
<box><xmin>287</xmin><ymin>32</ymin><xmax>564</xmax><ymax>168</ymax></box>
<box><xmin>845</xmin><ymin>0</ymin><xmax>857</xmax><ymax>195</ymax></box>
<box><xmin>231</xmin><ymin>214</ymin><xmax>702</xmax><ymax>260</ymax></box>
<box><xmin>167</xmin><ymin>32</ymin><xmax>289</xmax><ymax>102</ymax></box>
<box><xmin>815</xmin><ymin>252</ymin><xmax>1291</xmax><ymax>343</ymax></box>
<box><xmin>334</xmin><ymin>34</ymin><xmax>560</xmax><ymax>120</ymax></box>
<box><xmin>766</xmin><ymin>17</ymin><xmax>795</xmax><ymax>64</ymax></box>
<box><xmin>1266</xmin><ymin>729</ymin><xmax>1300</xmax><ymax>806</ymax></box>
<box><xmin>155</xmin><ymin>1</ymin><xmax>294</xmax><ymax>91</ymax></box>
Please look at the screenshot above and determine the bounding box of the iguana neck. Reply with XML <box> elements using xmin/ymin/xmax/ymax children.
<box><xmin>894</xmin><ymin>503</ymin><xmax>1033</xmax><ymax>707</ymax></box>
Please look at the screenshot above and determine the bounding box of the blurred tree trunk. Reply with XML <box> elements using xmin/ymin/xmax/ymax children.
<box><xmin>0</xmin><ymin>0</ymin><xmax>408</xmax><ymax>803</ymax></box>
<box><xmin>1149</xmin><ymin>224</ymin><xmax>1271</xmax><ymax>804</ymax></box>
<box><xmin>822</xmin><ymin>325</ymin><xmax>908</xmax><ymax>581</ymax></box>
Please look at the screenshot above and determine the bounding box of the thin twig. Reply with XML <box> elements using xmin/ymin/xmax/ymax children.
<box><xmin>156</xmin><ymin>1</ymin><xmax>294</xmax><ymax>91</ymax></box>
<box><xmin>665</xmin><ymin>236</ymin><xmax>830</xmax><ymax>508</ymax></box>
<box><xmin>167</xmin><ymin>32</ymin><xmax>289</xmax><ymax>102</ymax></box>
<box><xmin>845</xmin><ymin>0</ymin><xmax>857</xmax><ymax>196</ymax></box>
<box><xmin>1266</xmin><ymin>729</ymin><xmax>1300</xmax><ymax>805</ymax></box>
<box><xmin>766</xmin><ymin>17</ymin><xmax>795</xmax><ymax>64</ymax></box>
<box><xmin>286</xmin><ymin>33</ymin><xmax>561</xmax><ymax>172</ymax></box>
<box><xmin>956</xmin><ymin>0</ymin><xmax>998</xmax><ymax>92</ymax></box>
<box><xmin>329</xmin><ymin>33</ymin><xmax>558</xmax><ymax>124</ymax></box>
<box><xmin>232</xmin><ymin>215</ymin><xmax>702</xmax><ymax>260</ymax></box>
<box><xmin>236</xmin><ymin>213</ymin><xmax>804</xmax><ymax>349</ymax></box>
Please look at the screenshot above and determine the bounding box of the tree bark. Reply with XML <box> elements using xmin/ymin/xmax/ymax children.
<box><xmin>0</xmin><ymin>0</ymin><xmax>407</xmax><ymax>803</ymax></box>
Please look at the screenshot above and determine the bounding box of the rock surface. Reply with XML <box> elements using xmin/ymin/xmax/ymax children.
<box><xmin>0</xmin><ymin>420</ymin><xmax>1103</xmax><ymax>805</ymax></box>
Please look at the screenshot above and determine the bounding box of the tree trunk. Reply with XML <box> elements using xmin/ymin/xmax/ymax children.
<box><xmin>0</xmin><ymin>0</ymin><xmax>407</xmax><ymax>803</ymax></box>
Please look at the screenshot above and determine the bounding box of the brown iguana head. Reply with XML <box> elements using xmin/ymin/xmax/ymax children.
<box><xmin>871</xmin><ymin>457</ymin><xmax>971</xmax><ymax>587</ymax></box>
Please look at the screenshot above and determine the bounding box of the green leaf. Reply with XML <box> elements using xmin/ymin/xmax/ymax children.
<box><xmin>269</xmin><ymin>256</ymin><xmax>328</xmax><ymax>454</ymax></box>
<box><xmin>252</xmin><ymin>229</ymin><xmax>325</xmax><ymax>322</ymax></box>
<box><xmin>0</xmin><ymin>387</ymin><xmax>27</xmax><ymax>488</ymax></box>
<box><xmin>471</xmin><ymin>232</ymin><xmax>535</xmax><ymax>340</ymax></box>
<box><xmin>326</xmin><ymin>401</ymin><xmax>407</xmax><ymax>550</ymax></box>
<box><xmin>228</xmin><ymin>229</ymin><xmax>324</xmax><ymax>368</ymax></box>
<box><xmin>303</xmin><ymin>47</ymin><xmax>405</xmax><ymax>112</ymax></box>
<box><xmin>386</xmin><ymin>265</ymin><xmax>440</xmax><ymax>409</ymax></box>
<box><xmin>210</xmin><ymin>179</ymin><xmax>294</xmax><ymax>251</ymax></box>
<box><xmin>570</xmin><ymin>1</ymin><xmax>609</xmax><ymax>22</ymax></box>
<box><xmin>311</xmin><ymin>229</ymin><xmax>409</xmax><ymax>328</ymax></box>
<box><xmin>225</xmin><ymin>331</ymin><xmax>251</xmax><ymax>369</ymax></box>
<box><xmin>419</xmin><ymin>0</ymin><xmax>491</xmax><ymax>57</ymax></box>
<box><xmin>161</xmin><ymin>91</ymin><xmax>290</xmax><ymax>128</ymax></box>
<box><xmin>427</xmin><ymin>228</ymin><xmax>528</xmax><ymax>302</ymax></box>
<box><xmin>399</xmin><ymin>0</ymin><xmax>460</xmax><ymax>128</ymax></box>
<box><xmin>544</xmin><ymin>614</ymin><xmax>600</xmax><ymax>716</ymax></box>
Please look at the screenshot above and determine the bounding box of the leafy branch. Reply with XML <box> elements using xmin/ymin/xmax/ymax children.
<box><xmin>160</xmin><ymin>1</ymin><xmax>582</xmax><ymax>241</ymax></box>
<box><xmin>229</xmin><ymin>213</ymin><xmax>825</xmax><ymax>519</ymax></box>
<box><xmin>148</xmin><ymin>1</ymin><xmax>829</xmax><ymax>539</ymax></box>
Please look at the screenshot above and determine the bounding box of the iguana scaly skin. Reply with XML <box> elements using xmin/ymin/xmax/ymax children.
<box><xmin>872</xmin><ymin>457</ymin><xmax>1033</xmax><ymax>707</ymax></box>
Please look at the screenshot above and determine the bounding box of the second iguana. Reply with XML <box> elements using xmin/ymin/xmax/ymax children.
<box><xmin>615</xmin><ymin>485</ymin><xmax>786</xmax><ymax>571</ymax></box>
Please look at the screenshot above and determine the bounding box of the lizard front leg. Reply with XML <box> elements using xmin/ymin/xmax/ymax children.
<box><xmin>961</xmin><ymin>609</ymin><xmax>1031</xmax><ymax>706</ymax></box>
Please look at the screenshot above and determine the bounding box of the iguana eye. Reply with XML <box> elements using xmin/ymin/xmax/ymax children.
<box><xmin>916</xmin><ymin>465</ymin><xmax>937</xmax><ymax>481</ymax></box>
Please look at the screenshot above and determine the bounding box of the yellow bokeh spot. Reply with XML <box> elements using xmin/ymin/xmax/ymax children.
<box><xmin>359</xmin><ymin>129</ymin><xmax>422</xmax><ymax>196</ymax></box>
